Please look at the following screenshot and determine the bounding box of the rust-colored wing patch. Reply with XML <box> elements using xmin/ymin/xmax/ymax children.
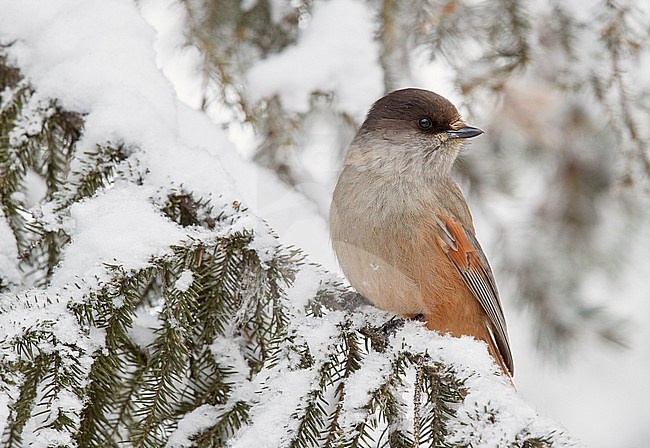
<box><xmin>435</xmin><ymin>213</ymin><xmax>514</xmax><ymax>376</ymax></box>
<box><xmin>437</xmin><ymin>215</ymin><xmax>476</xmax><ymax>269</ymax></box>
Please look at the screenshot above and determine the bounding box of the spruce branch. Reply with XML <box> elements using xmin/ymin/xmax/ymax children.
<box><xmin>0</xmin><ymin>82</ymin><xmax>35</xmax><ymax>254</ymax></box>
<box><xmin>412</xmin><ymin>357</ymin><xmax>423</xmax><ymax>448</ymax></box>
<box><xmin>190</xmin><ymin>401</ymin><xmax>251</xmax><ymax>447</ymax></box>
<box><xmin>1</xmin><ymin>312</ymin><xmax>91</xmax><ymax>447</ymax></box>
<box><xmin>130</xmin><ymin>261</ymin><xmax>197</xmax><ymax>447</ymax></box>
<box><xmin>0</xmin><ymin>70</ymin><xmax>83</xmax><ymax>284</ymax></box>
<box><xmin>323</xmin><ymin>327</ymin><xmax>364</xmax><ymax>446</ymax></box>
<box><xmin>178</xmin><ymin>0</ymin><xmax>302</xmax><ymax>118</ymax></box>
<box><xmin>1</xmin><ymin>354</ymin><xmax>49</xmax><ymax>447</ymax></box>
<box><xmin>596</xmin><ymin>0</ymin><xmax>650</xmax><ymax>184</ymax></box>
<box><xmin>0</xmin><ymin>54</ymin><xmax>21</xmax><ymax>90</ymax></box>
<box><xmin>289</xmin><ymin>320</ymin><xmax>362</xmax><ymax>448</ymax></box>
<box><xmin>417</xmin><ymin>361</ymin><xmax>465</xmax><ymax>447</ymax></box>
<box><xmin>75</xmin><ymin>266</ymin><xmax>156</xmax><ymax>447</ymax></box>
<box><xmin>65</xmin><ymin>143</ymin><xmax>128</xmax><ymax>206</ymax></box>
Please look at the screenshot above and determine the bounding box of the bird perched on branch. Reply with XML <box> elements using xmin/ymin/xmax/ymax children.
<box><xmin>330</xmin><ymin>88</ymin><xmax>514</xmax><ymax>379</ymax></box>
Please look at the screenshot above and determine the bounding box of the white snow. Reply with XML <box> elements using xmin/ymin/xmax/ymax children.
<box><xmin>138</xmin><ymin>0</ymin><xmax>205</xmax><ymax>111</ymax></box>
<box><xmin>0</xmin><ymin>3</ymin><xmax>242</xmax><ymax>443</ymax></box>
<box><xmin>128</xmin><ymin>309</ymin><xmax>159</xmax><ymax>350</ymax></box>
<box><xmin>0</xmin><ymin>288</ymin><xmax>101</xmax><ymax>447</ymax></box>
<box><xmin>0</xmin><ymin>0</ymin><xmax>178</xmax><ymax>150</ymax></box>
<box><xmin>285</xmin><ymin>268</ymin><xmax>351</xmax><ymax>365</ymax></box>
<box><xmin>166</xmin><ymin>404</ymin><xmax>221</xmax><ymax>448</ymax></box>
<box><xmin>267</xmin><ymin>0</ymin><xmax>298</xmax><ymax>24</ymax></box>
<box><xmin>210</xmin><ymin>336</ymin><xmax>251</xmax><ymax>385</ymax></box>
<box><xmin>174</xmin><ymin>269</ymin><xmax>194</xmax><ymax>292</ymax></box>
<box><xmin>228</xmin><ymin>365</ymin><xmax>316</xmax><ymax>448</ymax></box>
<box><xmin>0</xmin><ymin>210</ymin><xmax>21</xmax><ymax>287</ymax></box>
<box><xmin>285</xmin><ymin>266</ymin><xmax>322</xmax><ymax>312</ymax></box>
<box><xmin>385</xmin><ymin>323</ymin><xmax>578</xmax><ymax>447</ymax></box>
<box><xmin>175</xmin><ymin>103</ymin><xmax>341</xmax><ymax>272</ymax></box>
<box><xmin>340</xmin><ymin>351</ymin><xmax>392</xmax><ymax>429</ymax></box>
<box><xmin>246</xmin><ymin>0</ymin><xmax>384</xmax><ymax>119</ymax></box>
<box><xmin>7</xmin><ymin>91</ymin><xmax>52</xmax><ymax>147</ymax></box>
<box><xmin>52</xmin><ymin>185</ymin><xmax>187</xmax><ymax>288</ymax></box>
<box><xmin>23</xmin><ymin>168</ymin><xmax>48</xmax><ymax>207</ymax></box>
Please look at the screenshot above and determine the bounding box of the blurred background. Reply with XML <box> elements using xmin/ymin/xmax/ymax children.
<box><xmin>138</xmin><ymin>0</ymin><xmax>650</xmax><ymax>446</ymax></box>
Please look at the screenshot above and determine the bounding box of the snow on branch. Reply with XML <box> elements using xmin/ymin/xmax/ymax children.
<box><xmin>0</xmin><ymin>1</ymin><xmax>578</xmax><ymax>447</ymax></box>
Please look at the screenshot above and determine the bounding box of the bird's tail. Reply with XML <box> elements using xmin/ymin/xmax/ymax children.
<box><xmin>485</xmin><ymin>329</ymin><xmax>515</xmax><ymax>388</ymax></box>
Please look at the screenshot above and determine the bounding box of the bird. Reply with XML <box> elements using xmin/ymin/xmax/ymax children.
<box><xmin>329</xmin><ymin>88</ymin><xmax>514</xmax><ymax>379</ymax></box>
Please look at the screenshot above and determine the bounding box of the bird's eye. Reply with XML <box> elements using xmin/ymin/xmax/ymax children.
<box><xmin>418</xmin><ymin>117</ymin><xmax>432</xmax><ymax>129</ymax></box>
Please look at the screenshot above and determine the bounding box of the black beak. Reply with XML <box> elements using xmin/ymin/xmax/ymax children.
<box><xmin>447</xmin><ymin>126</ymin><xmax>484</xmax><ymax>139</ymax></box>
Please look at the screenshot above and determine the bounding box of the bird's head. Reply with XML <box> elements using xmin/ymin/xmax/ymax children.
<box><xmin>345</xmin><ymin>88</ymin><xmax>483</xmax><ymax>180</ymax></box>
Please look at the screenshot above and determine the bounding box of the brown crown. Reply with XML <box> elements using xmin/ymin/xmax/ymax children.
<box><xmin>359</xmin><ymin>88</ymin><xmax>462</xmax><ymax>135</ymax></box>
